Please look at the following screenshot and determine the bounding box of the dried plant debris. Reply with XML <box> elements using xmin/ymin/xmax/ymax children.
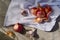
<box><xmin>0</xmin><ymin>31</ymin><xmax>14</xmax><ymax>40</ymax></box>
<box><xmin>5</xmin><ymin>31</ymin><xmax>16</xmax><ymax>39</ymax></box>
<box><xmin>21</xmin><ymin>10</ymin><xmax>28</xmax><ymax>16</ymax></box>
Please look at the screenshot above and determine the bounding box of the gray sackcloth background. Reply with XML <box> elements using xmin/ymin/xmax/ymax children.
<box><xmin>0</xmin><ymin>0</ymin><xmax>60</xmax><ymax>40</ymax></box>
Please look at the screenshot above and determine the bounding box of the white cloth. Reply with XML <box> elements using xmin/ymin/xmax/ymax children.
<box><xmin>4</xmin><ymin>0</ymin><xmax>60</xmax><ymax>31</ymax></box>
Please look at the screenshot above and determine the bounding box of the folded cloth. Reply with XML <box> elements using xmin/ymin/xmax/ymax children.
<box><xmin>4</xmin><ymin>0</ymin><xmax>60</xmax><ymax>31</ymax></box>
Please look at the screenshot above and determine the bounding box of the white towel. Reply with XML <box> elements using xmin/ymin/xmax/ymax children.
<box><xmin>4</xmin><ymin>0</ymin><xmax>60</xmax><ymax>31</ymax></box>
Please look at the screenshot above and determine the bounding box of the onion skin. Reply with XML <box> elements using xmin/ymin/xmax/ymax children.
<box><xmin>30</xmin><ymin>4</ymin><xmax>52</xmax><ymax>23</ymax></box>
<box><xmin>44</xmin><ymin>5</ymin><xmax>52</xmax><ymax>17</ymax></box>
<box><xmin>30</xmin><ymin>7</ymin><xmax>37</xmax><ymax>16</ymax></box>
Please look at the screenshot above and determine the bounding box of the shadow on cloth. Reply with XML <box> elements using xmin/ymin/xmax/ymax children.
<box><xmin>33</xmin><ymin>29</ymin><xmax>39</xmax><ymax>39</ymax></box>
<box><xmin>50</xmin><ymin>15</ymin><xmax>60</xmax><ymax>32</ymax></box>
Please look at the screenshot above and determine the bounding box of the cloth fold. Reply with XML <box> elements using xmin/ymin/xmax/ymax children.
<box><xmin>4</xmin><ymin>0</ymin><xmax>60</xmax><ymax>31</ymax></box>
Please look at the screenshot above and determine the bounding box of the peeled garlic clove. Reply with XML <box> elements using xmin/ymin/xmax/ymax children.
<box><xmin>34</xmin><ymin>18</ymin><xmax>43</xmax><ymax>23</ymax></box>
<box><xmin>26</xmin><ymin>30</ymin><xmax>33</xmax><ymax>34</ymax></box>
